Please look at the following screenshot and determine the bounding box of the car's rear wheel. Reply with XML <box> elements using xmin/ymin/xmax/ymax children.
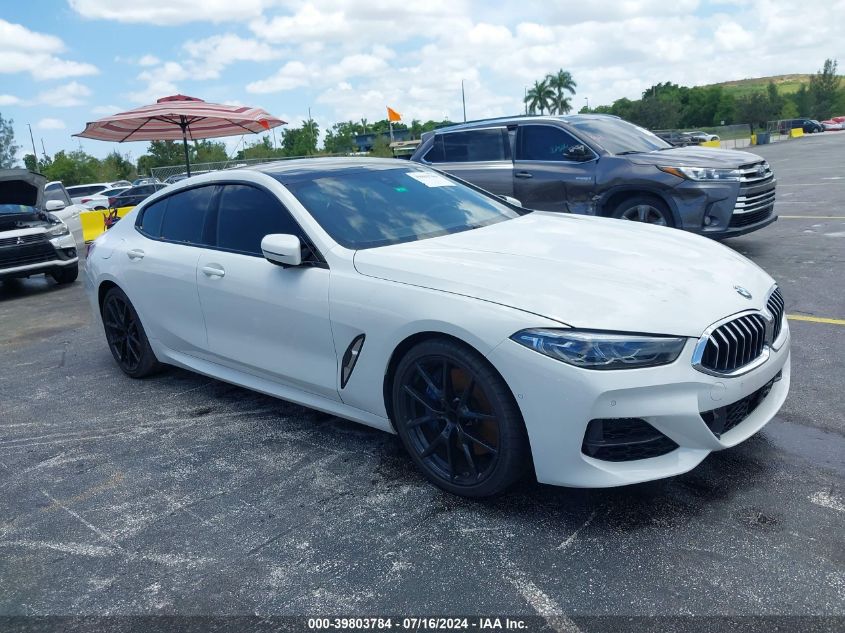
<box><xmin>392</xmin><ymin>338</ymin><xmax>530</xmax><ymax>497</ymax></box>
<box><xmin>612</xmin><ymin>195</ymin><xmax>673</xmax><ymax>226</ymax></box>
<box><xmin>51</xmin><ymin>263</ymin><xmax>78</xmax><ymax>284</ymax></box>
<box><xmin>101</xmin><ymin>287</ymin><xmax>162</xmax><ymax>378</ymax></box>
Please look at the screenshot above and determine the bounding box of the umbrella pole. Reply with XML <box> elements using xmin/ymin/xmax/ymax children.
<box><xmin>181</xmin><ymin>119</ymin><xmax>191</xmax><ymax>177</ymax></box>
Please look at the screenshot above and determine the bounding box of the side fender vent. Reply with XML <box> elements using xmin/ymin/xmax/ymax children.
<box><xmin>340</xmin><ymin>334</ymin><xmax>365</xmax><ymax>389</ymax></box>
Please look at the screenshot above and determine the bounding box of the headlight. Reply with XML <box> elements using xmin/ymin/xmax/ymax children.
<box><xmin>511</xmin><ymin>329</ymin><xmax>687</xmax><ymax>370</ymax></box>
<box><xmin>659</xmin><ymin>166</ymin><xmax>741</xmax><ymax>181</ymax></box>
<box><xmin>47</xmin><ymin>223</ymin><xmax>70</xmax><ymax>238</ymax></box>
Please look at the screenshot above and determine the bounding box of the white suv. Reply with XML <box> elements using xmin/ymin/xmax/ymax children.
<box><xmin>0</xmin><ymin>170</ymin><xmax>79</xmax><ymax>284</ymax></box>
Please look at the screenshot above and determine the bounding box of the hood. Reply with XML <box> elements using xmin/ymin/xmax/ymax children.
<box><xmin>353</xmin><ymin>213</ymin><xmax>775</xmax><ymax>338</ymax></box>
<box><xmin>0</xmin><ymin>169</ymin><xmax>49</xmax><ymax>232</ymax></box>
<box><xmin>0</xmin><ymin>169</ymin><xmax>46</xmax><ymax>208</ymax></box>
<box><xmin>628</xmin><ymin>146</ymin><xmax>764</xmax><ymax>168</ymax></box>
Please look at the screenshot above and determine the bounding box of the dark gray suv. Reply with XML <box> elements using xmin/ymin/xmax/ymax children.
<box><xmin>410</xmin><ymin>114</ymin><xmax>776</xmax><ymax>238</ymax></box>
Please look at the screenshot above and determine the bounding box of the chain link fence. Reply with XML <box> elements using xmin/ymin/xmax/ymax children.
<box><xmin>148</xmin><ymin>154</ymin><xmax>347</xmax><ymax>182</ymax></box>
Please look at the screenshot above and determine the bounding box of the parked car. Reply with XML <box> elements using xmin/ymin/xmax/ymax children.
<box><xmin>164</xmin><ymin>174</ymin><xmax>189</xmax><ymax>184</ymax></box>
<box><xmin>65</xmin><ymin>181</ymin><xmax>132</xmax><ymax>204</ymax></box>
<box><xmin>821</xmin><ymin>119</ymin><xmax>844</xmax><ymax>131</ymax></box>
<box><xmin>43</xmin><ymin>181</ymin><xmax>85</xmax><ymax>249</ymax></box>
<box><xmin>81</xmin><ymin>186</ymin><xmax>131</xmax><ymax>210</ymax></box>
<box><xmin>132</xmin><ymin>177</ymin><xmax>160</xmax><ymax>186</ymax></box>
<box><xmin>688</xmin><ymin>130</ymin><xmax>721</xmax><ymax>142</ymax></box>
<box><xmin>779</xmin><ymin>118</ymin><xmax>824</xmax><ymax>134</ymax></box>
<box><xmin>110</xmin><ymin>183</ymin><xmax>168</xmax><ymax>208</ymax></box>
<box><xmin>654</xmin><ymin>130</ymin><xmax>694</xmax><ymax>146</ymax></box>
<box><xmin>85</xmin><ymin>159</ymin><xmax>790</xmax><ymax>497</ymax></box>
<box><xmin>410</xmin><ymin>114</ymin><xmax>777</xmax><ymax>238</ymax></box>
<box><xmin>1</xmin><ymin>170</ymin><xmax>79</xmax><ymax>284</ymax></box>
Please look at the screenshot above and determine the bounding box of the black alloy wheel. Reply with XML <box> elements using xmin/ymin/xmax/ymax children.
<box><xmin>392</xmin><ymin>339</ymin><xmax>529</xmax><ymax>497</ymax></box>
<box><xmin>101</xmin><ymin>287</ymin><xmax>161</xmax><ymax>378</ymax></box>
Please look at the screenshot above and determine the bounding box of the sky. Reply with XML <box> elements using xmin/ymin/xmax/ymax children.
<box><xmin>1</xmin><ymin>0</ymin><xmax>843</xmax><ymax>163</ymax></box>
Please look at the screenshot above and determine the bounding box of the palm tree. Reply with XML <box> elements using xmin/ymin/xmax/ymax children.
<box><xmin>546</xmin><ymin>69</ymin><xmax>577</xmax><ymax>114</ymax></box>
<box><xmin>524</xmin><ymin>79</ymin><xmax>554</xmax><ymax>115</ymax></box>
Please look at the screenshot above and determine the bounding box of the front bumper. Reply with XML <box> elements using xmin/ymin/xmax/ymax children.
<box><xmin>487</xmin><ymin>322</ymin><xmax>790</xmax><ymax>487</ymax></box>
<box><xmin>0</xmin><ymin>232</ymin><xmax>78</xmax><ymax>280</ymax></box>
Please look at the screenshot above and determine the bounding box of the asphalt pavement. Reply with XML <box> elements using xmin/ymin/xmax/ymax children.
<box><xmin>0</xmin><ymin>133</ymin><xmax>843</xmax><ymax>632</ymax></box>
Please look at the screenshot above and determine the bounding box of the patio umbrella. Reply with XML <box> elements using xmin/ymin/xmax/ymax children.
<box><xmin>74</xmin><ymin>94</ymin><xmax>285</xmax><ymax>176</ymax></box>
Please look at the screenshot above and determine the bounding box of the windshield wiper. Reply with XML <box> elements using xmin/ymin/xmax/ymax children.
<box><xmin>615</xmin><ymin>150</ymin><xmax>642</xmax><ymax>155</ymax></box>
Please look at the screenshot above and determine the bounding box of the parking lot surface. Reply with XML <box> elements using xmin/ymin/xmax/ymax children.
<box><xmin>1</xmin><ymin>133</ymin><xmax>843</xmax><ymax>630</ymax></box>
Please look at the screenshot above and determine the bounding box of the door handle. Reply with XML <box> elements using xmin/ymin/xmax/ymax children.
<box><xmin>202</xmin><ymin>264</ymin><xmax>225</xmax><ymax>278</ymax></box>
<box><xmin>515</xmin><ymin>171</ymin><xmax>534</xmax><ymax>179</ymax></box>
<box><xmin>127</xmin><ymin>249</ymin><xmax>145</xmax><ymax>260</ymax></box>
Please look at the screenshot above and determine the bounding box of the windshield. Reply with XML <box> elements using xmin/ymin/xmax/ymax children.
<box><xmin>568</xmin><ymin>117</ymin><xmax>671</xmax><ymax>154</ymax></box>
<box><xmin>0</xmin><ymin>204</ymin><xmax>38</xmax><ymax>215</ymax></box>
<box><xmin>281</xmin><ymin>166</ymin><xmax>521</xmax><ymax>249</ymax></box>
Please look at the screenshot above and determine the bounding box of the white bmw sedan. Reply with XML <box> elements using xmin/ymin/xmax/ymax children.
<box><xmin>85</xmin><ymin>158</ymin><xmax>790</xmax><ymax>497</ymax></box>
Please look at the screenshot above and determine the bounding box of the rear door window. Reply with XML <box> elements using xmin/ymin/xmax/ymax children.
<box><xmin>215</xmin><ymin>184</ymin><xmax>304</xmax><ymax>256</ymax></box>
<box><xmin>159</xmin><ymin>185</ymin><xmax>216</xmax><ymax>245</ymax></box>
<box><xmin>426</xmin><ymin>128</ymin><xmax>508</xmax><ymax>163</ymax></box>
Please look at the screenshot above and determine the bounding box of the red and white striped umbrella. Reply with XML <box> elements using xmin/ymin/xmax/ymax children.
<box><xmin>74</xmin><ymin>94</ymin><xmax>286</xmax><ymax>175</ymax></box>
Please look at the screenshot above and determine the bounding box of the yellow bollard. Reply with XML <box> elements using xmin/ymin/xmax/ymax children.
<box><xmin>701</xmin><ymin>140</ymin><xmax>721</xmax><ymax>148</ymax></box>
<box><xmin>789</xmin><ymin>128</ymin><xmax>804</xmax><ymax>138</ymax></box>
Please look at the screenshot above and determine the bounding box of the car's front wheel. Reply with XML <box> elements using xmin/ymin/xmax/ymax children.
<box><xmin>611</xmin><ymin>195</ymin><xmax>673</xmax><ymax>226</ymax></box>
<box><xmin>101</xmin><ymin>287</ymin><xmax>162</xmax><ymax>378</ymax></box>
<box><xmin>391</xmin><ymin>338</ymin><xmax>530</xmax><ymax>497</ymax></box>
<box><xmin>51</xmin><ymin>263</ymin><xmax>78</xmax><ymax>284</ymax></box>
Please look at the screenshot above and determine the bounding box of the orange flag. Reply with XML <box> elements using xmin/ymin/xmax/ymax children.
<box><xmin>387</xmin><ymin>107</ymin><xmax>401</xmax><ymax>122</ymax></box>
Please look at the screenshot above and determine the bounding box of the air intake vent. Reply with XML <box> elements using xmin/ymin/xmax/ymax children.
<box><xmin>340</xmin><ymin>334</ymin><xmax>365</xmax><ymax>388</ymax></box>
<box><xmin>767</xmin><ymin>287</ymin><xmax>785</xmax><ymax>342</ymax></box>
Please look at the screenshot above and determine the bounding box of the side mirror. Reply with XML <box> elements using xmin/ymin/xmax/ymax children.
<box><xmin>566</xmin><ymin>144</ymin><xmax>592</xmax><ymax>160</ymax></box>
<box><xmin>261</xmin><ymin>234</ymin><xmax>302</xmax><ymax>267</ymax></box>
<box><xmin>45</xmin><ymin>200</ymin><xmax>66</xmax><ymax>211</ymax></box>
<box><xmin>499</xmin><ymin>195</ymin><xmax>523</xmax><ymax>207</ymax></box>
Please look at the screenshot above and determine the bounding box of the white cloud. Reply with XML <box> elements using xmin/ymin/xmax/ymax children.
<box><xmin>69</xmin><ymin>0</ymin><xmax>277</xmax><ymax>24</ymax></box>
<box><xmin>92</xmin><ymin>104</ymin><xmax>125</xmax><ymax>115</ymax></box>
<box><xmin>246</xmin><ymin>61</ymin><xmax>311</xmax><ymax>93</ymax></box>
<box><xmin>138</xmin><ymin>54</ymin><xmax>160</xmax><ymax>66</ymax></box>
<box><xmin>36</xmin><ymin>118</ymin><xmax>66</xmax><ymax>130</ymax></box>
<box><xmin>38</xmin><ymin>81</ymin><xmax>92</xmax><ymax>107</ymax></box>
<box><xmin>0</xmin><ymin>19</ymin><xmax>98</xmax><ymax>80</ymax></box>
<box><xmin>0</xmin><ymin>94</ymin><xmax>21</xmax><ymax>106</ymax></box>
<box><xmin>182</xmin><ymin>34</ymin><xmax>282</xmax><ymax>79</ymax></box>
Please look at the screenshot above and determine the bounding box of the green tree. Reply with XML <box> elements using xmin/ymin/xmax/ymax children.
<box><xmin>809</xmin><ymin>58</ymin><xmax>841</xmax><ymax>120</ymax></box>
<box><xmin>281</xmin><ymin>119</ymin><xmax>320</xmax><ymax>156</ymax></box>
<box><xmin>779</xmin><ymin>100</ymin><xmax>799</xmax><ymax>119</ymax></box>
<box><xmin>525</xmin><ymin>79</ymin><xmax>554</xmax><ymax>115</ymax></box>
<box><xmin>137</xmin><ymin>140</ymin><xmax>190</xmax><ymax>174</ymax></box>
<box><xmin>323</xmin><ymin>121</ymin><xmax>357</xmax><ymax>154</ymax></box>
<box><xmin>99</xmin><ymin>150</ymin><xmax>136</xmax><ymax>181</ymax></box>
<box><xmin>766</xmin><ymin>82</ymin><xmax>784</xmax><ymax>120</ymax></box>
<box><xmin>193</xmin><ymin>140</ymin><xmax>228</xmax><ymax>163</ymax></box>
<box><xmin>734</xmin><ymin>93</ymin><xmax>770</xmax><ymax>129</ymax></box>
<box><xmin>23</xmin><ymin>154</ymin><xmax>38</xmax><ymax>171</ymax></box>
<box><xmin>792</xmin><ymin>85</ymin><xmax>813</xmax><ymax>117</ymax></box>
<box><xmin>369</xmin><ymin>135</ymin><xmax>393</xmax><ymax>158</ymax></box>
<box><xmin>0</xmin><ymin>112</ymin><xmax>19</xmax><ymax>168</ymax></box>
<box><xmin>546</xmin><ymin>69</ymin><xmax>577</xmax><ymax>114</ymax></box>
<box><xmin>41</xmin><ymin>150</ymin><xmax>100</xmax><ymax>186</ymax></box>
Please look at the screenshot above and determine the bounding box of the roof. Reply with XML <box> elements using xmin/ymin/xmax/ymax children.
<box><xmin>429</xmin><ymin>113</ymin><xmax>620</xmax><ymax>134</ymax></box>
<box><xmin>250</xmin><ymin>157</ymin><xmax>421</xmax><ymax>180</ymax></box>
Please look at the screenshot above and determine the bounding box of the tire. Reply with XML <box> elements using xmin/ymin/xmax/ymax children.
<box><xmin>100</xmin><ymin>286</ymin><xmax>162</xmax><ymax>378</ymax></box>
<box><xmin>391</xmin><ymin>338</ymin><xmax>530</xmax><ymax>497</ymax></box>
<box><xmin>51</xmin><ymin>263</ymin><xmax>78</xmax><ymax>284</ymax></box>
<box><xmin>611</xmin><ymin>195</ymin><xmax>674</xmax><ymax>227</ymax></box>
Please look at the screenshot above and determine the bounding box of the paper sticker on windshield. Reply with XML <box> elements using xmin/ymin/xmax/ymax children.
<box><xmin>406</xmin><ymin>172</ymin><xmax>455</xmax><ymax>187</ymax></box>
